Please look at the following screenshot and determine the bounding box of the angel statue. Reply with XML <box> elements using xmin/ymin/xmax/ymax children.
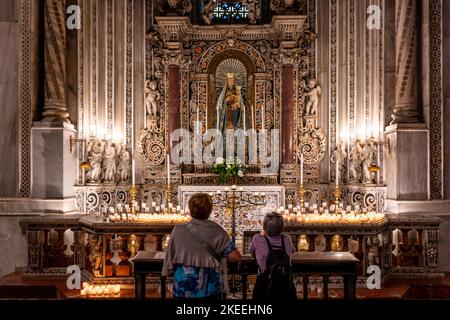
<box><xmin>86</xmin><ymin>138</ymin><xmax>105</xmax><ymax>183</ymax></box>
<box><xmin>349</xmin><ymin>139</ymin><xmax>363</xmax><ymax>183</ymax></box>
<box><xmin>331</xmin><ymin>142</ymin><xmax>347</xmax><ymax>182</ymax></box>
<box><xmin>116</xmin><ymin>143</ymin><xmax>131</xmax><ymax>183</ymax></box>
<box><xmin>102</xmin><ymin>141</ymin><xmax>116</xmax><ymax>183</ymax></box>
<box><xmin>362</xmin><ymin>137</ymin><xmax>378</xmax><ymax>184</ymax></box>
<box><xmin>304</xmin><ymin>79</ymin><xmax>321</xmax><ymax>116</ymax></box>
<box><xmin>145</xmin><ymin>80</ymin><xmax>161</xmax><ymax>118</ymax></box>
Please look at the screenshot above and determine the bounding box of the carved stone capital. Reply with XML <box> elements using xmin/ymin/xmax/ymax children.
<box><xmin>163</xmin><ymin>51</ymin><xmax>190</xmax><ymax>69</ymax></box>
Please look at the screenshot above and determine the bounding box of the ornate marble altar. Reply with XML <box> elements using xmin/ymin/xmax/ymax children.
<box><xmin>20</xmin><ymin>212</ymin><xmax>442</xmax><ymax>284</ymax></box>
<box><xmin>178</xmin><ymin>185</ymin><xmax>285</xmax><ymax>235</ymax></box>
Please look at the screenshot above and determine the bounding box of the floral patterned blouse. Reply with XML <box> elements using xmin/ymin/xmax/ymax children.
<box><xmin>172</xmin><ymin>240</ymin><xmax>236</xmax><ymax>299</ymax></box>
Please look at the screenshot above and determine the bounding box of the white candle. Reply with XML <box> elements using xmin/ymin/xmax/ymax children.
<box><xmin>166</xmin><ymin>154</ymin><xmax>171</xmax><ymax>186</ymax></box>
<box><xmin>335</xmin><ymin>159</ymin><xmax>339</xmax><ymax>187</ymax></box>
<box><xmin>132</xmin><ymin>158</ymin><xmax>136</xmax><ymax>186</ymax></box>
<box><xmin>300</xmin><ymin>153</ymin><xmax>304</xmax><ymax>186</ymax></box>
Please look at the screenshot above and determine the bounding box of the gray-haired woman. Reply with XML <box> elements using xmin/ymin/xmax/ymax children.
<box><xmin>250</xmin><ymin>212</ymin><xmax>296</xmax><ymax>300</ymax></box>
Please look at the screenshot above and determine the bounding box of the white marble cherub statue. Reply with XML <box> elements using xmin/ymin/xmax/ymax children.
<box><xmin>304</xmin><ymin>79</ymin><xmax>321</xmax><ymax>116</ymax></box>
<box><xmin>144</xmin><ymin>80</ymin><xmax>161</xmax><ymax>117</ymax></box>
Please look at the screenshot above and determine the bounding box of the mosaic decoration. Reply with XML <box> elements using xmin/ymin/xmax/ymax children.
<box><xmin>307</xmin><ymin>0</ymin><xmax>316</xmax><ymax>78</ymax></box>
<box><xmin>126</xmin><ymin>0</ymin><xmax>134</xmax><ymax>147</ymax></box>
<box><xmin>19</xmin><ymin>0</ymin><xmax>32</xmax><ymax>197</ymax></box>
<box><xmin>328</xmin><ymin>0</ymin><xmax>337</xmax><ymax>181</ymax></box>
<box><xmin>106</xmin><ymin>0</ymin><xmax>114</xmax><ymax>137</ymax></box>
<box><xmin>429</xmin><ymin>0</ymin><xmax>443</xmax><ymax>200</ymax></box>
<box><xmin>77</xmin><ymin>0</ymin><xmax>85</xmax><ymax>184</ymax></box>
<box><xmin>377</xmin><ymin>0</ymin><xmax>385</xmax><ymax>185</ymax></box>
<box><xmin>91</xmin><ymin>0</ymin><xmax>97</xmax><ymax>134</ymax></box>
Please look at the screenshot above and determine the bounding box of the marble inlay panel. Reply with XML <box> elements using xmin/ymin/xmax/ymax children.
<box><xmin>0</xmin><ymin>215</ymin><xmax>29</xmax><ymax>277</ymax></box>
<box><xmin>179</xmin><ymin>186</ymin><xmax>285</xmax><ymax>235</ymax></box>
<box><xmin>0</xmin><ymin>22</ymin><xmax>19</xmax><ymax>197</ymax></box>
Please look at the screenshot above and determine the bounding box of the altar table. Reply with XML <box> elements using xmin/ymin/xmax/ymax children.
<box><xmin>132</xmin><ymin>251</ymin><xmax>358</xmax><ymax>300</ymax></box>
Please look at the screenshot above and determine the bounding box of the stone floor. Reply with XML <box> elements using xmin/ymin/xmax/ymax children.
<box><xmin>1</xmin><ymin>272</ymin><xmax>450</xmax><ymax>299</ymax></box>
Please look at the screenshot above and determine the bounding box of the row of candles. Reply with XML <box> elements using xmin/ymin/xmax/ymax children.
<box><xmin>105</xmin><ymin>202</ymin><xmax>190</xmax><ymax>224</ymax></box>
<box><xmin>80</xmin><ymin>283</ymin><xmax>121</xmax><ymax>297</ymax></box>
<box><xmin>282</xmin><ymin>211</ymin><xmax>385</xmax><ymax>224</ymax></box>
<box><xmin>275</xmin><ymin>202</ymin><xmax>369</xmax><ymax>215</ymax></box>
<box><xmin>278</xmin><ymin>203</ymin><xmax>385</xmax><ymax>224</ymax></box>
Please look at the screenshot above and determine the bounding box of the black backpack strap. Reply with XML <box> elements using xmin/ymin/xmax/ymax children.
<box><xmin>280</xmin><ymin>234</ymin><xmax>286</xmax><ymax>252</ymax></box>
<box><xmin>264</xmin><ymin>236</ymin><xmax>273</xmax><ymax>251</ymax></box>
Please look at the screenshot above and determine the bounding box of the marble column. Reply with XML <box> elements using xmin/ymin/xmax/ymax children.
<box><xmin>384</xmin><ymin>0</ymin><xmax>429</xmax><ymax>206</ymax></box>
<box><xmin>42</xmin><ymin>0</ymin><xmax>70</xmax><ymax>122</ymax></box>
<box><xmin>168</xmin><ymin>64</ymin><xmax>181</xmax><ymax>163</ymax></box>
<box><xmin>32</xmin><ymin>0</ymin><xmax>77</xmax><ymax>202</ymax></box>
<box><xmin>281</xmin><ymin>65</ymin><xmax>295</xmax><ymax>164</ymax></box>
<box><xmin>390</xmin><ymin>0</ymin><xmax>420</xmax><ymax>124</ymax></box>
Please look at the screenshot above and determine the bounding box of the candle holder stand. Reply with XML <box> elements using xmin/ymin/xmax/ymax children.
<box><xmin>333</xmin><ymin>185</ymin><xmax>342</xmax><ymax>214</ymax></box>
<box><xmin>165</xmin><ymin>184</ymin><xmax>173</xmax><ymax>207</ymax></box>
<box><xmin>130</xmin><ymin>185</ymin><xmax>138</xmax><ymax>215</ymax></box>
<box><xmin>212</xmin><ymin>188</ymin><xmax>266</xmax><ymax>243</ymax></box>
<box><xmin>297</xmin><ymin>184</ymin><xmax>306</xmax><ymax>210</ymax></box>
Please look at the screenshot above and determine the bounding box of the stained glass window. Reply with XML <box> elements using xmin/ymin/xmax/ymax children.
<box><xmin>212</xmin><ymin>1</ymin><xmax>248</xmax><ymax>24</ymax></box>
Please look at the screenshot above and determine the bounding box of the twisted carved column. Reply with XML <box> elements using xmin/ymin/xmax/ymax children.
<box><xmin>168</xmin><ymin>64</ymin><xmax>181</xmax><ymax>159</ymax></box>
<box><xmin>391</xmin><ymin>0</ymin><xmax>420</xmax><ymax>124</ymax></box>
<box><xmin>282</xmin><ymin>64</ymin><xmax>295</xmax><ymax>164</ymax></box>
<box><xmin>42</xmin><ymin>0</ymin><xmax>70</xmax><ymax>122</ymax></box>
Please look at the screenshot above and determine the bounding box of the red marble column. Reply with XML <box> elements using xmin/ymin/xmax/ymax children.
<box><xmin>281</xmin><ymin>65</ymin><xmax>294</xmax><ymax>164</ymax></box>
<box><xmin>168</xmin><ymin>65</ymin><xmax>181</xmax><ymax>163</ymax></box>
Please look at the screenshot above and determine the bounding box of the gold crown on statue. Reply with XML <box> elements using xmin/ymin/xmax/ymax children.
<box><xmin>226</xmin><ymin>73</ymin><xmax>235</xmax><ymax>79</ymax></box>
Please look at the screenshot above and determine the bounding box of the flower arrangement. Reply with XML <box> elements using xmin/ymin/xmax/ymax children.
<box><xmin>211</xmin><ymin>157</ymin><xmax>248</xmax><ymax>184</ymax></box>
